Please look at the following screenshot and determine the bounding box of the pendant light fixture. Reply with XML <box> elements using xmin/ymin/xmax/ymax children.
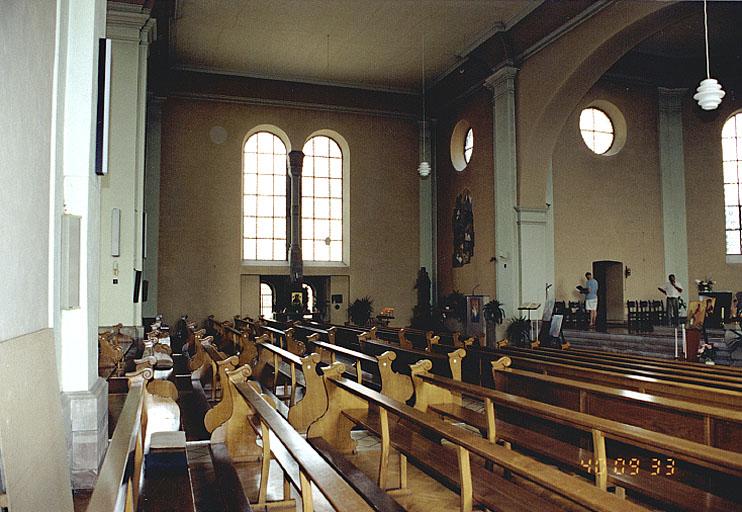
<box><xmin>693</xmin><ymin>0</ymin><xmax>725</xmax><ymax>110</ymax></box>
<box><xmin>418</xmin><ymin>35</ymin><xmax>431</xmax><ymax>177</ymax></box>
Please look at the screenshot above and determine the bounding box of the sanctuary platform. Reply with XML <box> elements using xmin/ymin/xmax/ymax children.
<box><xmin>563</xmin><ymin>325</ymin><xmax>739</xmax><ymax>366</ymax></box>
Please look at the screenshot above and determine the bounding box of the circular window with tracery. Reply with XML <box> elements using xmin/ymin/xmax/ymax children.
<box><xmin>580</xmin><ymin>107</ymin><xmax>614</xmax><ymax>155</ymax></box>
<box><xmin>464</xmin><ymin>128</ymin><xmax>474</xmax><ymax>164</ymax></box>
<box><xmin>451</xmin><ymin>120</ymin><xmax>473</xmax><ymax>171</ymax></box>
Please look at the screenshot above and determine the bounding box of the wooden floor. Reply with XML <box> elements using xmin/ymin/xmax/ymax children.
<box><xmin>187</xmin><ymin>429</ymin><xmax>462</xmax><ymax>512</ymax></box>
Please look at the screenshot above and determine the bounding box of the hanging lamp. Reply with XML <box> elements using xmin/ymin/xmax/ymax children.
<box><xmin>418</xmin><ymin>35</ymin><xmax>431</xmax><ymax>177</ymax></box>
<box><xmin>693</xmin><ymin>0</ymin><xmax>725</xmax><ymax>110</ymax></box>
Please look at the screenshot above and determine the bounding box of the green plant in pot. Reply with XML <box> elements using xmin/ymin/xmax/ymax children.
<box><xmin>483</xmin><ymin>300</ymin><xmax>505</xmax><ymax>325</ymax></box>
<box><xmin>483</xmin><ymin>299</ymin><xmax>505</xmax><ymax>348</ymax></box>
<box><xmin>505</xmin><ymin>316</ymin><xmax>531</xmax><ymax>347</ymax></box>
<box><xmin>348</xmin><ymin>296</ymin><xmax>374</xmax><ymax>326</ymax></box>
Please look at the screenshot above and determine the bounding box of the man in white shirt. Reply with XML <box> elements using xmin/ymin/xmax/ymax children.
<box><xmin>659</xmin><ymin>274</ymin><xmax>683</xmax><ymax>326</ymax></box>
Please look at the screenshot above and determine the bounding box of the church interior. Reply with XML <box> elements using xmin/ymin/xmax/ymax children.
<box><xmin>1</xmin><ymin>1</ymin><xmax>742</xmax><ymax>511</ymax></box>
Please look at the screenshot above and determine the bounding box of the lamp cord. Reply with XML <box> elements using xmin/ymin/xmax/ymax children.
<box><xmin>421</xmin><ymin>34</ymin><xmax>426</xmax><ymax>161</ymax></box>
<box><xmin>703</xmin><ymin>0</ymin><xmax>710</xmax><ymax>79</ymax></box>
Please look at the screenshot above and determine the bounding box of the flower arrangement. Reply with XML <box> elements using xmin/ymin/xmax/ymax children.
<box><xmin>695</xmin><ymin>278</ymin><xmax>715</xmax><ymax>294</ymax></box>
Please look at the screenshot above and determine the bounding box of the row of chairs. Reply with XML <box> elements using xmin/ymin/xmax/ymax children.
<box><xmin>553</xmin><ymin>300</ymin><xmax>670</xmax><ymax>331</ymax></box>
<box><xmin>627</xmin><ymin>300</ymin><xmax>669</xmax><ymax>332</ymax></box>
<box><xmin>554</xmin><ymin>301</ymin><xmax>589</xmax><ymax>328</ymax></box>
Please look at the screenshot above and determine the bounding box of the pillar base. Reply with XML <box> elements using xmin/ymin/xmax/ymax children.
<box><xmin>61</xmin><ymin>377</ymin><xmax>108</xmax><ymax>489</ymax></box>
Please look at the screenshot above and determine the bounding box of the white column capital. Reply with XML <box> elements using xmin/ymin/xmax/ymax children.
<box><xmin>106</xmin><ymin>2</ymin><xmax>155</xmax><ymax>42</ymax></box>
<box><xmin>658</xmin><ymin>87</ymin><xmax>687</xmax><ymax>113</ymax></box>
<box><xmin>484</xmin><ymin>64</ymin><xmax>519</xmax><ymax>99</ymax></box>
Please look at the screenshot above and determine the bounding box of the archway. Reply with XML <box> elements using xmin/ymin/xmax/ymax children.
<box><xmin>516</xmin><ymin>1</ymin><xmax>695</xmax><ymax>208</ymax></box>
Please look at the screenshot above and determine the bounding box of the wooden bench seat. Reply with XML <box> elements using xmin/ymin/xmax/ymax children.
<box><xmin>429</xmin><ymin>402</ymin><xmax>739</xmax><ymax>512</ymax></box>
<box><xmin>208</xmin><ymin>443</ymin><xmax>254</xmax><ymax>512</ymax></box>
<box><xmin>486</xmin><ymin>351</ymin><xmax>742</xmax><ymax>408</ymax></box>
<box><xmin>308</xmin><ymin>437</ymin><xmax>406</xmax><ymax>512</ymax></box>
<box><xmin>413</xmin><ymin>368</ymin><xmax>742</xmax><ymax>512</ymax></box>
<box><xmin>494</xmin><ymin>345</ymin><xmax>742</xmax><ymax>387</ymax></box>
<box><xmin>139</xmin><ymin>431</ymin><xmax>195</xmax><ymax>512</ymax></box>
<box><xmin>342</xmin><ymin>407</ymin><xmax>563</xmax><ymax>512</ymax></box>
<box><xmin>491</xmin><ymin>364</ymin><xmax>742</xmax><ymax>451</ymax></box>
<box><xmin>309</xmin><ymin>363</ymin><xmax>648</xmax><ymax>512</ymax></box>
<box><xmin>228</xmin><ymin>372</ymin><xmax>378</xmax><ymax>512</ymax></box>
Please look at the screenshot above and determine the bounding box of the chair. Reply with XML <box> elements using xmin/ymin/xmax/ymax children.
<box><xmin>638</xmin><ymin>300</ymin><xmax>653</xmax><ymax>332</ymax></box>
<box><xmin>576</xmin><ymin>301</ymin><xmax>589</xmax><ymax>329</ymax></box>
<box><xmin>566</xmin><ymin>301</ymin><xmax>580</xmax><ymax>328</ymax></box>
<box><xmin>627</xmin><ymin>301</ymin><xmax>639</xmax><ymax>332</ymax></box>
<box><xmin>651</xmin><ymin>300</ymin><xmax>666</xmax><ymax>326</ymax></box>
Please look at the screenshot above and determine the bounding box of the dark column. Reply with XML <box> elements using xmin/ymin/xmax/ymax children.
<box><xmin>288</xmin><ymin>150</ymin><xmax>304</xmax><ymax>318</ymax></box>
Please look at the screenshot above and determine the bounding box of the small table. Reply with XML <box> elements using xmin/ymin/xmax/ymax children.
<box><xmin>518</xmin><ymin>303</ymin><xmax>541</xmax><ymax>341</ymax></box>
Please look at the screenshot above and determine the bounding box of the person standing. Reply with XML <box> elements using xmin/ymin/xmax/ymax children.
<box><xmin>659</xmin><ymin>274</ymin><xmax>683</xmax><ymax>326</ymax></box>
<box><xmin>584</xmin><ymin>272</ymin><xmax>599</xmax><ymax>329</ymax></box>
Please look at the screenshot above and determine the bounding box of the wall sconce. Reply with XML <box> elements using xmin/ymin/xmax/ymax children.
<box><xmin>625</xmin><ymin>267</ymin><xmax>632</xmax><ymax>278</ymax></box>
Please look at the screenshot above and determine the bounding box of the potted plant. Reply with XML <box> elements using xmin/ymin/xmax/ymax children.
<box><xmin>483</xmin><ymin>300</ymin><xmax>505</xmax><ymax>348</ymax></box>
<box><xmin>505</xmin><ymin>316</ymin><xmax>531</xmax><ymax>347</ymax></box>
<box><xmin>348</xmin><ymin>296</ymin><xmax>374</xmax><ymax>326</ymax></box>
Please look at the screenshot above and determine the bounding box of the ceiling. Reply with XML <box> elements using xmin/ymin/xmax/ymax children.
<box><xmin>168</xmin><ymin>0</ymin><xmax>539</xmax><ymax>92</ymax></box>
<box><xmin>611</xmin><ymin>2</ymin><xmax>742</xmax><ymax>87</ymax></box>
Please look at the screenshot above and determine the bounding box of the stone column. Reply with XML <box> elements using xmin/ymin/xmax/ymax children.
<box><xmin>658</xmin><ymin>88</ymin><xmax>689</xmax><ymax>303</ymax></box>
<box><xmin>485</xmin><ymin>65</ymin><xmax>520</xmax><ymax>317</ymax></box>
<box><xmin>419</xmin><ymin>120</ymin><xmax>436</xmax><ymax>303</ymax></box>
<box><xmin>516</xmin><ymin>207</ymin><xmax>550</xmax><ymax>316</ymax></box>
<box><xmin>52</xmin><ymin>0</ymin><xmax>108</xmax><ymax>489</ymax></box>
<box><xmin>142</xmin><ymin>97</ymin><xmax>163</xmax><ymax>319</ymax></box>
<box><xmin>98</xmin><ymin>3</ymin><xmax>155</xmax><ymax>330</ymax></box>
<box><xmin>288</xmin><ymin>150</ymin><xmax>305</xmax><ymax>313</ymax></box>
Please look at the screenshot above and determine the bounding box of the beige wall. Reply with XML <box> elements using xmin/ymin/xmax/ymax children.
<box><xmin>435</xmin><ymin>89</ymin><xmax>495</xmax><ymax>298</ymax></box>
<box><xmin>684</xmin><ymin>80</ymin><xmax>742</xmax><ymax>295</ymax></box>
<box><xmin>553</xmin><ymin>80</ymin><xmax>665</xmax><ymax>306</ymax></box>
<box><xmin>0</xmin><ymin>0</ymin><xmax>55</xmax><ymax>341</ymax></box>
<box><xmin>159</xmin><ymin>98</ymin><xmax>420</xmax><ymax>326</ymax></box>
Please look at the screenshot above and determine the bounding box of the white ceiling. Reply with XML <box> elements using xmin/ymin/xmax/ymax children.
<box><xmin>170</xmin><ymin>0</ymin><xmax>539</xmax><ymax>92</ymax></box>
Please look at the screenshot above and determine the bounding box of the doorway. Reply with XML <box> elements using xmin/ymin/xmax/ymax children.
<box><xmin>592</xmin><ymin>260</ymin><xmax>624</xmax><ymax>328</ymax></box>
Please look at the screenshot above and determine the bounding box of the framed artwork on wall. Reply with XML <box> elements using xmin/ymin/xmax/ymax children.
<box><xmin>453</xmin><ymin>189</ymin><xmax>474</xmax><ymax>267</ymax></box>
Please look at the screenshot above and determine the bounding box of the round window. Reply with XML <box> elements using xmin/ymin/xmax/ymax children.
<box><xmin>464</xmin><ymin>128</ymin><xmax>474</xmax><ymax>164</ymax></box>
<box><xmin>451</xmin><ymin>120</ymin><xmax>472</xmax><ymax>171</ymax></box>
<box><xmin>580</xmin><ymin>107</ymin><xmax>614</xmax><ymax>155</ymax></box>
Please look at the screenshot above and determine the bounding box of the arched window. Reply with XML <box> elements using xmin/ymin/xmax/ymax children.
<box><xmin>243</xmin><ymin>131</ymin><xmax>288</xmax><ymax>261</ymax></box>
<box><xmin>302</xmin><ymin>283</ymin><xmax>315</xmax><ymax>315</ymax></box>
<box><xmin>260</xmin><ymin>282</ymin><xmax>273</xmax><ymax>318</ymax></box>
<box><xmin>723</xmin><ymin>112</ymin><xmax>742</xmax><ymax>255</ymax></box>
<box><xmin>302</xmin><ymin>135</ymin><xmax>343</xmax><ymax>262</ymax></box>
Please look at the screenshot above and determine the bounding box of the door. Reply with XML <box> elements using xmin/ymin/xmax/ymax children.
<box><xmin>592</xmin><ymin>261</ymin><xmax>624</xmax><ymax>329</ymax></box>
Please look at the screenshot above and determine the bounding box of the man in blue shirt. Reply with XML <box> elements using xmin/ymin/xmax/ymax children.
<box><xmin>584</xmin><ymin>272</ymin><xmax>599</xmax><ymax>328</ymax></box>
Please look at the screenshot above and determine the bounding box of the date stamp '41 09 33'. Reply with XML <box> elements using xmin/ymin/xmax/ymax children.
<box><xmin>580</xmin><ymin>457</ymin><xmax>677</xmax><ymax>477</ymax></box>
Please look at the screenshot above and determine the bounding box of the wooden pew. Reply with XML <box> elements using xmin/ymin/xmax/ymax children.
<box><xmin>98</xmin><ymin>331</ymin><xmax>124</xmax><ymax>368</ymax></box>
<box><xmin>182</xmin><ymin>346</ymin><xmax>254</xmax><ymax>510</ymax></box>
<box><xmin>87</xmin><ymin>367</ymin><xmax>150</xmax><ymax>511</ymax></box>
<box><xmin>228</xmin><ymin>370</ymin><xmax>384</xmax><ymax>512</ymax></box>
<box><xmin>411</xmin><ymin>363</ymin><xmax>742</xmax><ymax>512</ymax></box>
<box><xmin>87</xmin><ymin>366</ymin><xmax>192</xmax><ymax>512</ymax></box>
<box><xmin>560</xmin><ymin>344</ymin><xmax>742</xmax><ymax>377</ymax></box>
<box><xmin>493</xmin><ymin>344</ymin><xmax>742</xmax><ymax>387</ymax></box>
<box><xmin>308</xmin><ymin>362</ymin><xmax>649</xmax><ymax>512</ymax></box>
<box><xmin>490</xmin><ymin>362</ymin><xmax>742</xmax><ymax>451</ymax></box>
<box><xmin>488</xmin><ymin>351</ymin><xmax>742</xmax><ymax>408</ymax></box>
<box><xmin>303</xmin><ymin>322</ymin><xmax>482</xmax><ymax>383</ymax></box>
